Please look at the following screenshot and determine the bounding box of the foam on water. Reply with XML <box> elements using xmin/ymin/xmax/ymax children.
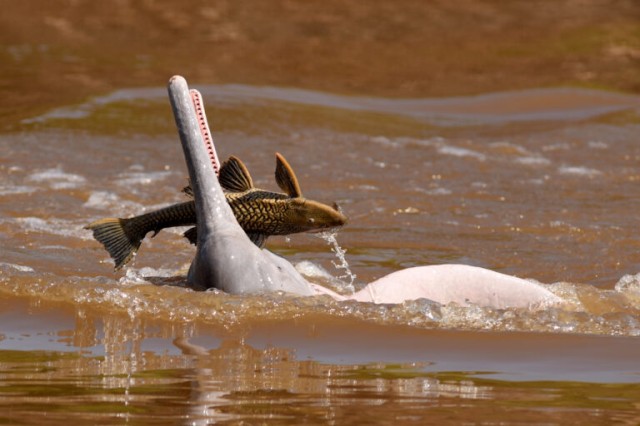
<box><xmin>413</xmin><ymin>187</ymin><xmax>452</xmax><ymax>196</ymax></box>
<box><xmin>114</xmin><ymin>169</ymin><xmax>174</xmax><ymax>187</ymax></box>
<box><xmin>27</xmin><ymin>167</ymin><xmax>87</xmax><ymax>189</ymax></box>
<box><xmin>515</xmin><ymin>156</ymin><xmax>551</xmax><ymax>166</ymax></box>
<box><xmin>0</xmin><ymin>185</ymin><xmax>37</xmax><ymax>196</ymax></box>
<box><xmin>0</xmin><ymin>262</ymin><xmax>35</xmax><ymax>273</ymax></box>
<box><xmin>84</xmin><ymin>191</ymin><xmax>130</xmax><ymax>210</ymax></box>
<box><xmin>614</xmin><ymin>273</ymin><xmax>640</xmax><ymax>297</ymax></box>
<box><xmin>557</xmin><ymin>166</ymin><xmax>603</xmax><ymax>177</ymax></box>
<box><xmin>119</xmin><ymin>266</ymin><xmax>177</xmax><ymax>285</ymax></box>
<box><xmin>0</xmin><ymin>258</ymin><xmax>639</xmax><ymax>335</ymax></box>
<box><xmin>14</xmin><ymin>217</ymin><xmax>94</xmax><ymax>240</ymax></box>
<box><xmin>587</xmin><ymin>141</ymin><xmax>609</xmax><ymax>150</ymax></box>
<box><xmin>437</xmin><ymin>145</ymin><xmax>486</xmax><ymax>161</ymax></box>
<box><xmin>372</xmin><ymin>136</ymin><xmax>563</xmax><ymax>174</ymax></box>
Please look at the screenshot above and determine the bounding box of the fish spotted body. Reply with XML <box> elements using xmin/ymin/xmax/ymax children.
<box><xmin>85</xmin><ymin>154</ymin><xmax>346</xmax><ymax>270</ymax></box>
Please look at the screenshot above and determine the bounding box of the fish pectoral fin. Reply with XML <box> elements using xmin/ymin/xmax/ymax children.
<box><xmin>247</xmin><ymin>233</ymin><xmax>267</xmax><ymax>248</ymax></box>
<box><xmin>219</xmin><ymin>156</ymin><xmax>254</xmax><ymax>192</ymax></box>
<box><xmin>182</xmin><ymin>179</ymin><xmax>194</xmax><ymax>197</ymax></box>
<box><xmin>183</xmin><ymin>227</ymin><xmax>198</xmax><ymax>245</ymax></box>
<box><xmin>275</xmin><ymin>152</ymin><xmax>302</xmax><ymax>198</ymax></box>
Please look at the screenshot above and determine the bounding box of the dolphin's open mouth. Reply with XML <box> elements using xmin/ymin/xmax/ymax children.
<box><xmin>189</xmin><ymin>89</ymin><xmax>220</xmax><ymax>176</ymax></box>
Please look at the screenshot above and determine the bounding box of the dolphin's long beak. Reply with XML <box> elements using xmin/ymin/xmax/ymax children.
<box><xmin>167</xmin><ymin>76</ymin><xmax>313</xmax><ymax>295</ymax></box>
<box><xmin>168</xmin><ymin>76</ymin><xmax>235</xmax><ymax>242</ymax></box>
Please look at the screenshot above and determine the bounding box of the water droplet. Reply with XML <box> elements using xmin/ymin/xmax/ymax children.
<box><xmin>317</xmin><ymin>230</ymin><xmax>356</xmax><ymax>293</ymax></box>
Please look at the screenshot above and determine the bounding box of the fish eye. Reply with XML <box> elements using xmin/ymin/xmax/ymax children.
<box><xmin>308</xmin><ymin>218</ymin><xmax>315</xmax><ymax>224</ymax></box>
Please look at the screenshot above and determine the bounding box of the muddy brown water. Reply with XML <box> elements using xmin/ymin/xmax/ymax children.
<box><xmin>2</xmin><ymin>2</ymin><xmax>640</xmax><ymax>424</ymax></box>
<box><xmin>1</xmin><ymin>82</ymin><xmax>639</xmax><ymax>424</ymax></box>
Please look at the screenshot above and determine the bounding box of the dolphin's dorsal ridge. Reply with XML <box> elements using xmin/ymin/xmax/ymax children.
<box><xmin>275</xmin><ymin>153</ymin><xmax>302</xmax><ymax>198</ymax></box>
<box><xmin>219</xmin><ymin>156</ymin><xmax>254</xmax><ymax>192</ymax></box>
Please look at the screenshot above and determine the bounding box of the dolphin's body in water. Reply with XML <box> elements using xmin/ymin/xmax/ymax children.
<box><xmin>168</xmin><ymin>75</ymin><xmax>561</xmax><ymax>308</ymax></box>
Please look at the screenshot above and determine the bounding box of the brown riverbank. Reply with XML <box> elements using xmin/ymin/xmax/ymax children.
<box><xmin>1</xmin><ymin>0</ymin><xmax>639</xmax><ymax>127</ymax></box>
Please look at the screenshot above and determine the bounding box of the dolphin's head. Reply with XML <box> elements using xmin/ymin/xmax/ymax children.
<box><xmin>168</xmin><ymin>76</ymin><xmax>313</xmax><ymax>295</ymax></box>
<box><xmin>282</xmin><ymin>198</ymin><xmax>347</xmax><ymax>233</ymax></box>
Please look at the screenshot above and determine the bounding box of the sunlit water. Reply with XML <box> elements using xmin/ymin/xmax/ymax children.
<box><xmin>1</xmin><ymin>84</ymin><xmax>640</xmax><ymax>424</ymax></box>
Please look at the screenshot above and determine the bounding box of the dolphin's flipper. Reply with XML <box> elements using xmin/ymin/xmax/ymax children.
<box><xmin>167</xmin><ymin>76</ymin><xmax>313</xmax><ymax>295</ymax></box>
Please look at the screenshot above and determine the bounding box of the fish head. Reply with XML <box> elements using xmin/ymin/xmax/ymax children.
<box><xmin>272</xmin><ymin>152</ymin><xmax>347</xmax><ymax>233</ymax></box>
<box><xmin>283</xmin><ymin>198</ymin><xmax>348</xmax><ymax>233</ymax></box>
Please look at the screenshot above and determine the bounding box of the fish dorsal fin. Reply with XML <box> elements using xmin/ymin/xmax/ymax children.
<box><xmin>275</xmin><ymin>153</ymin><xmax>302</xmax><ymax>198</ymax></box>
<box><xmin>219</xmin><ymin>156</ymin><xmax>254</xmax><ymax>192</ymax></box>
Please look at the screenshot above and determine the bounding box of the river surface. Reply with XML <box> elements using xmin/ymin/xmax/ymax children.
<box><xmin>0</xmin><ymin>80</ymin><xmax>639</xmax><ymax>424</ymax></box>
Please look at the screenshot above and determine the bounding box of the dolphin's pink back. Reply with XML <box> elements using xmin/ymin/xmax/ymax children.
<box><xmin>314</xmin><ymin>264</ymin><xmax>561</xmax><ymax>309</ymax></box>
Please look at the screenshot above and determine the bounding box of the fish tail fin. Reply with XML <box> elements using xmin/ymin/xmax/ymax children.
<box><xmin>85</xmin><ymin>217</ymin><xmax>144</xmax><ymax>270</ymax></box>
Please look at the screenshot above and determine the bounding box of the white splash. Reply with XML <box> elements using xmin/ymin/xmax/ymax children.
<box><xmin>295</xmin><ymin>260</ymin><xmax>355</xmax><ymax>296</ymax></box>
<box><xmin>615</xmin><ymin>273</ymin><xmax>640</xmax><ymax>294</ymax></box>
<box><xmin>118</xmin><ymin>266</ymin><xmax>175</xmax><ymax>286</ymax></box>
<box><xmin>317</xmin><ymin>231</ymin><xmax>356</xmax><ymax>293</ymax></box>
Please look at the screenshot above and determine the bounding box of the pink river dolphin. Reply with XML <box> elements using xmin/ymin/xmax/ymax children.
<box><xmin>168</xmin><ymin>75</ymin><xmax>561</xmax><ymax>310</ymax></box>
